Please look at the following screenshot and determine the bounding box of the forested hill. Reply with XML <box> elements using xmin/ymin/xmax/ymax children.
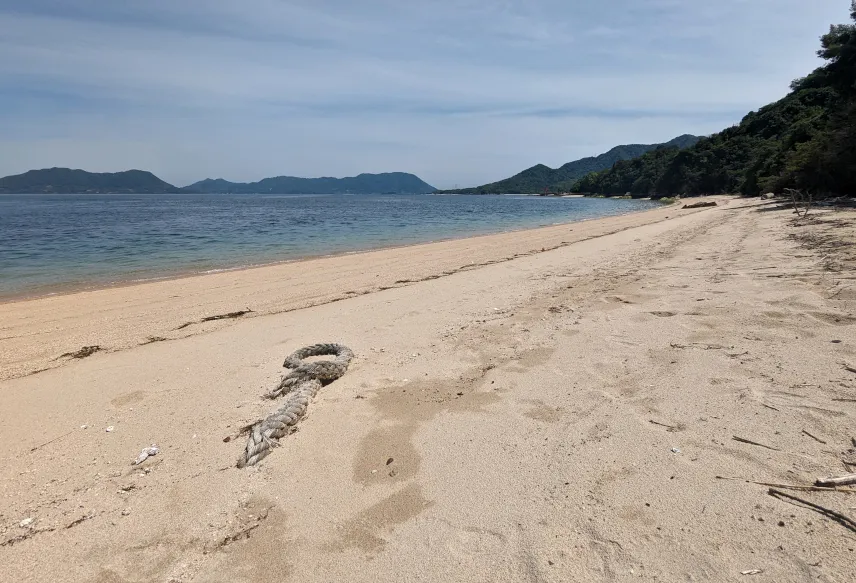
<box><xmin>0</xmin><ymin>168</ymin><xmax>180</xmax><ymax>194</ymax></box>
<box><xmin>183</xmin><ymin>172</ymin><xmax>436</xmax><ymax>194</ymax></box>
<box><xmin>437</xmin><ymin>135</ymin><xmax>699</xmax><ymax>194</ymax></box>
<box><xmin>574</xmin><ymin>6</ymin><xmax>856</xmax><ymax>198</ymax></box>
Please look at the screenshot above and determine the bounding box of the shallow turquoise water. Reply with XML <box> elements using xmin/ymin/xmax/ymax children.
<box><xmin>0</xmin><ymin>193</ymin><xmax>659</xmax><ymax>298</ymax></box>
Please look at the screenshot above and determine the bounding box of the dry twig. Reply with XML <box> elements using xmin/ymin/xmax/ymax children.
<box><xmin>768</xmin><ymin>488</ymin><xmax>856</xmax><ymax>533</ymax></box>
<box><xmin>649</xmin><ymin>420</ymin><xmax>681</xmax><ymax>432</ymax></box>
<box><xmin>733</xmin><ymin>435</ymin><xmax>781</xmax><ymax>451</ymax></box>
<box><xmin>30</xmin><ymin>429</ymin><xmax>75</xmax><ymax>453</ymax></box>
<box><xmin>716</xmin><ymin>476</ymin><xmax>856</xmax><ymax>493</ymax></box>
<box><xmin>802</xmin><ymin>429</ymin><xmax>827</xmax><ymax>445</ymax></box>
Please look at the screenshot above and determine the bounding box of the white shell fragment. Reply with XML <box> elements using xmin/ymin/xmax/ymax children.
<box><xmin>132</xmin><ymin>444</ymin><xmax>160</xmax><ymax>465</ymax></box>
<box><xmin>19</xmin><ymin>517</ymin><xmax>34</xmax><ymax>528</ymax></box>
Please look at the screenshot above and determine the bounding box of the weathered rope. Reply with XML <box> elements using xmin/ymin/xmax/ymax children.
<box><xmin>237</xmin><ymin>343</ymin><xmax>353</xmax><ymax>468</ymax></box>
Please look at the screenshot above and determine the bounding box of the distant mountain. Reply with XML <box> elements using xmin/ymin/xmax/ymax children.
<box><xmin>438</xmin><ymin>135</ymin><xmax>700</xmax><ymax>194</ymax></box>
<box><xmin>0</xmin><ymin>168</ymin><xmax>180</xmax><ymax>194</ymax></box>
<box><xmin>183</xmin><ymin>172</ymin><xmax>436</xmax><ymax>194</ymax></box>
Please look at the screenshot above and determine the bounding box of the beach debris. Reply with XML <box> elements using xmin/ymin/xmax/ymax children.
<box><xmin>716</xmin><ymin>476</ymin><xmax>856</xmax><ymax>493</ymax></box>
<box><xmin>58</xmin><ymin>345</ymin><xmax>101</xmax><ymax>360</ymax></box>
<box><xmin>29</xmin><ymin>429</ymin><xmax>76</xmax><ymax>452</ymax></box>
<box><xmin>741</xmin><ymin>569</ymin><xmax>763</xmax><ymax>575</ymax></box>
<box><xmin>815</xmin><ymin>473</ymin><xmax>856</xmax><ymax>487</ymax></box>
<box><xmin>671</xmin><ymin>447</ymin><xmax>681</xmax><ymax>454</ymax></box>
<box><xmin>683</xmin><ymin>201</ymin><xmax>717</xmax><ymax>209</ymax></box>
<box><xmin>732</xmin><ymin>435</ymin><xmax>781</xmax><ymax>451</ymax></box>
<box><xmin>66</xmin><ymin>513</ymin><xmax>94</xmax><ymax>530</ymax></box>
<box><xmin>19</xmin><ymin>518</ymin><xmax>34</xmax><ymax>528</ymax></box>
<box><xmin>106</xmin><ymin>426</ymin><xmax>115</xmax><ymax>433</ymax></box>
<box><xmin>768</xmin><ymin>489</ymin><xmax>856</xmax><ymax>533</ymax></box>
<box><xmin>843</xmin><ymin>364</ymin><xmax>856</xmax><ymax>375</ymax></box>
<box><xmin>237</xmin><ymin>343</ymin><xmax>353</xmax><ymax>468</ymax></box>
<box><xmin>386</xmin><ymin>457</ymin><xmax>394</xmax><ymax>465</ymax></box>
<box><xmin>80</xmin><ymin>424</ymin><xmax>88</xmax><ymax>429</ymax></box>
<box><xmin>801</xmin><ymin>429</ymin><xmax>827</xmax><ymax>444</ymax></box>
<box><xmin>176</xmin><ymin>308</ymin><xmax>253</xmax><ymax>330</ymax></box>
<box><xmin>132</xmin><ymin>444</ymin><xmax>160</xmax><ymax>466</ymax></box>
<box><xmin>650</xmin><ymin>420</ymin><xmax>681</xmax><ymax>432</ymax></box>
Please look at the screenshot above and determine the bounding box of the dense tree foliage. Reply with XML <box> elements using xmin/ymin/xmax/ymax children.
<box><xmin>575</xmin><ymin>3</ymin><xmax>856</xmax><ymax>198</ymax></box>
<box><xmin>437</xmin><ymin>135</ymin><xmax>699</xmax><ymax>194</ymax></box>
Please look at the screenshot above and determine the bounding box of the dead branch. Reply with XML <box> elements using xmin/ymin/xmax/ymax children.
<box><xmin>768</xmin><ymin>488</ymin><xmax>856</xmax><ymax>533</ymax></box>
<box><xmin>785</xmin><ymin>188</ymin><xmax>813</xmax><ymax>219</ymax></box>
<box><xmin>816</xmin><ymin>473</ymin><xmax>856</xmax><ymax>487</ymax></box>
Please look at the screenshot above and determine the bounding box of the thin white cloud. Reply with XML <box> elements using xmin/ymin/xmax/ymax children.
<box><xmin>0</xmin><ymin>0</ymin><xmax>849</xmax><ymax>187</ymax></box>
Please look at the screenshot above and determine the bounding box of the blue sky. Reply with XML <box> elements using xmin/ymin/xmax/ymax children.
<box><xmin>0</xmin><ymin>0</ymin><xmax>850</xmax><ymax>188</ymax></box>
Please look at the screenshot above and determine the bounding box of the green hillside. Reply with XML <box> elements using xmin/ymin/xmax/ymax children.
<box><xmin>438</xmin><ymin>135</ymin><xmax>699</xmax><ymax>194</ymax></box>
<box><xmin>574</xmin><ymin>6</ymin><xmax>856</xmax><ymax>197</ymax></box>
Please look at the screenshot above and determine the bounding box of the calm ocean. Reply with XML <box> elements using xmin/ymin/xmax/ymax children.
<box><xmin>0</xmin><ymin>193</ymin><xmax>659</xmax><ymax>299</ymax></box>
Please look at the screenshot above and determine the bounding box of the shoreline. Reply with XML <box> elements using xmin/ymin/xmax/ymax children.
<box><xmin>0</xmin><ymin>201</ymin><xmax>664</xmax><ymax>305</ymax></box>
<box><xmin>0</xmin><ymin>197</ymin><xmax>717</xmax><ymax>381</ymax></box>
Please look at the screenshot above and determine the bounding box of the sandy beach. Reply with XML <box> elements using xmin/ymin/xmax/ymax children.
<box><xmin>2</xmin><ymin>197</ymin><xmax>856</xmax><ymax>582</ymax></box>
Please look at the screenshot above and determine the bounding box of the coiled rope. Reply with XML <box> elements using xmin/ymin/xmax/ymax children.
<box><xmin>237</xmin><ymin>343</ymin><xmax>354</xmax><ymax>468</ymax></box>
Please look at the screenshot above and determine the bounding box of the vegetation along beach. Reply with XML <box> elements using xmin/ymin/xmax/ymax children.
<box><xmin>2</xmin><ymin>2</ymin><xmax>856</xmax><ymax>582</ymax></box>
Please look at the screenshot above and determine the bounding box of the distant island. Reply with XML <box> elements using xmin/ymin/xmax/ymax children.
<box><xmin>0</xmin><ymin>168</ymin><xmax>181</xmax><ymax>194</ymax></box>
<box><xmin>0</xmin><ymin>169</ymin><xmax>436</xmax><ymax>195</ymax></box>
<box><xmin>183</xmin><ymin>172</ymin><xmax>436</xmax><ymax>195</ymax></box>
<box><xmin>437</xmin><ymin>135</ymin><xmax>700</xmax><ymax>195</ymax></box>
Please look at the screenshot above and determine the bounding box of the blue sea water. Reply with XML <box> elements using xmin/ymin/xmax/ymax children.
<box><xmin>0</xmin><ymin>193</ymin><xmax>659</xmax><ymax>299</ymax></box>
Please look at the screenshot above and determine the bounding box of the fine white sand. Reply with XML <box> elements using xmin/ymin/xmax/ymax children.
<box><xmin>2</xmin><ymin>197</ymin><xmax>855</xmax><ymax>582</ymax></box>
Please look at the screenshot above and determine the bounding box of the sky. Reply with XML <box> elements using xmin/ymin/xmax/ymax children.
<box><xmin>0</xmin><ymin>1</ymin><xmax>851</xmax><ymax>189</ymax></box>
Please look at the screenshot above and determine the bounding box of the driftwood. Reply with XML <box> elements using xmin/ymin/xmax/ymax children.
<box><xmin>816</xmin><ymin>473</ymin><xmax>856</xmax><ymax>487</ymax></box>
<box><xmin>682</xmin><ymin>201</ymin><xmax>717</xmax><ymax>209</ymax></box>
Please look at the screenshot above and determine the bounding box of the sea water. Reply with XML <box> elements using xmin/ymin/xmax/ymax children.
<box><xmin>0</xmin><ymin>193</ymin><xmax>659</xmax><ymax>298</ymax></box>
